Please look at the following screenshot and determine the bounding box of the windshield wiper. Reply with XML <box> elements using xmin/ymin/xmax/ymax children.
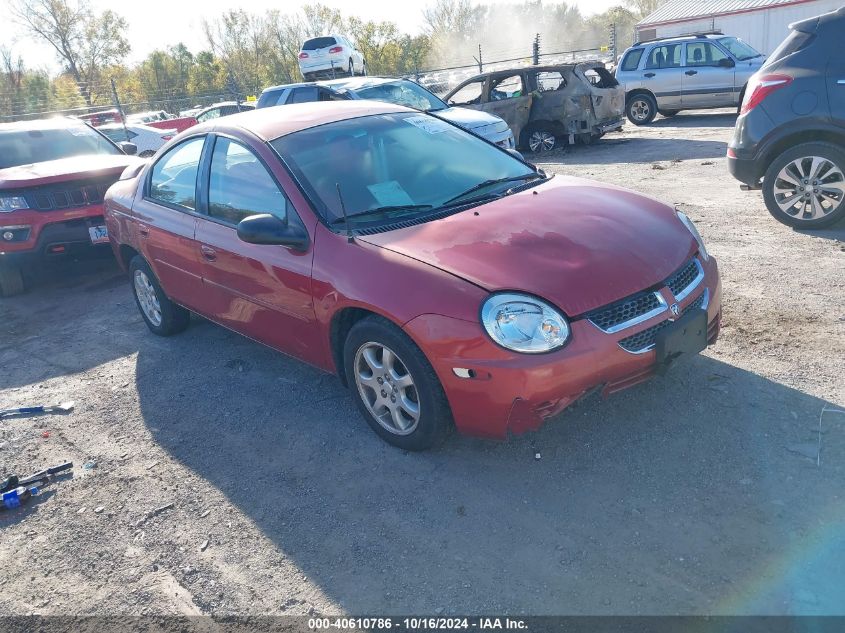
<box><xmin>329</xmin><ymin>204</ymin><xmax>433</xmax><ymax>225</ymax></box>
<box><xmin>442</xmin><ymin>173</ymin><xmax>542</xmax><ymax>206</ymax></box>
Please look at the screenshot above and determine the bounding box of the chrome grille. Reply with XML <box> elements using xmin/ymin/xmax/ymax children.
<box><xmin>618</xmin><ymin>290</ymin><xmax>708</xmax><ymax>354</ymax></box>
<box><xmin>665</xmin><ymin>257</ymin><xmax>703</xmax><ymax>302</ymax></box>
<box><xmin>587</xmin><ymin>291</ymin><xmax>664</xmax><ymax>333</ymax></box>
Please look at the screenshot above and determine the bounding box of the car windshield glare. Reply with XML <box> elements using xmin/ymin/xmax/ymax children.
<box><xmin>272</xmin><ymin>112</ymin><xmax>534</xmax><ymax>225</ymax></box>
<box><xmin>717</xmin><ymin>37</ymin><xmax>761</xmax><ymax>60</ymax></box>
<box><xmin>0</xmin><ymin>126</ymin><xmax>121</xmax><ymax>169</ymax></box>
<box><xmin>354</xmin><ymin>81</ymin><xmax>447</xmax><ymax>112</ymax></box>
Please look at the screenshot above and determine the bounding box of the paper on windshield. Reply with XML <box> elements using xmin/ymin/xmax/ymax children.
<box><xmin>367</xmin><ymin>181</ymin><xmax>415</xmax><ymax>207</ymax></box>
<box><xmin>404</xmin><ymin>116</ymin><xmax>451</xmax><ymax>135</ymax></box>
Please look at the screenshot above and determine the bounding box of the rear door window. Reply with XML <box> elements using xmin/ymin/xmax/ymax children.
<box><xmin>290</xmin><ymin>87</ymin><xmax>319</xmax><ymax>103</ymax></box>
<box><xmin>535</xmin><ymin>71</ymin><xmax>566</xmax><ymax>92</ymax></box>
<box><xmin>148</xmin><ymin>137</ymin><xmax>205</xmax><ymax>210</ymax></box>
<box><xmin>489</xmin><ymin>74</ymin><xmax>524</xmax><ymax>101</ymax></box>
<box><xmin>645</xmin><ymin>44</ymin><xmax>682</xmax><ymax>69</ymax></box>
<box><xmin>620</xmin><ymin>49</ymin><xmax>644</xmax><ymax>71</ymax></box>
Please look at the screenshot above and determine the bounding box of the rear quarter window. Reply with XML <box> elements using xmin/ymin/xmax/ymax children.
<box><xmin>764</xmin><ymin>31</ymin><xmax>815</xmax><ymax>68</ymax></box>
<box><xmin>621</xmin><ymin>49</ymin><xmax>644</xmax><ymax>72</ymax></box>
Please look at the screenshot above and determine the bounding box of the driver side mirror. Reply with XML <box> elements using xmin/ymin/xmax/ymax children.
<box><xmin>718</xmin><ymin>58</ymin><xmax>735</xmax><ymax>68</ymax></box>
<box><xmin>119</xmin><ymin>141</ymin><xmax>138</xmax><ymax>155</ymax></box>
<box><xmin>237</xmin><ymin>213</ymin><xmax>309</xmax><ymax>252</ymax></box>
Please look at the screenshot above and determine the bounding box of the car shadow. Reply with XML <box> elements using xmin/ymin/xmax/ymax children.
<box><xmin>649</xmin><ymin>111</ymin><xmax>738</xmax><ymax>129</ymax></box>
<box><xmin>135</xmin><ymin>318</ymin><xmax>845</xmax><ymax>615</ymax></box>
<box><xmin>543</xmin><ymin>137</ymin><xmax>729</xmax><ymax>165</ymax></box>
<box><xmin>0</xmin><ymin>253</ymin><xmax>138</xmax><ymax>391</ymax></box>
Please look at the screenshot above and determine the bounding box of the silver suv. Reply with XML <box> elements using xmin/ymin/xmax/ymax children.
<box><xmin>615</xmin><ymin>33</ymin><xmax>765</xmax><ymax>125</ymax></box>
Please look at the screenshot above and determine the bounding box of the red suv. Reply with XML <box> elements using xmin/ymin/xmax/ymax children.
<box><xmin>106</xmin><ymin>102</ymin><xmax>721</xmax><ymax>450</ymax></box>
<box><xmin>0</xmin><ymin>118</ymin><xmax>141</xmax><ymax>296</ymax></box>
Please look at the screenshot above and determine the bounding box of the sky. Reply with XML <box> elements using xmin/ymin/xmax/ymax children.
<box><xmin>0</xmin><ymin>0</ymin><xmax>621</xmax><ymax>72</ymax></box>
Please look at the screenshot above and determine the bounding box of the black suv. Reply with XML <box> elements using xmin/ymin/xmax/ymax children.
<box><xmin>728</xmin><ymin>6</ymin><xmax>845</xmax><ymax>228</ymax></box>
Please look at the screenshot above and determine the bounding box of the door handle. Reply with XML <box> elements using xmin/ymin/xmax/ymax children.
<box><xmin>685</xmin><ymin>70</ymin><xmax>698</xmax><ymax>76</ymax></box>
<box><xmin>200</xmin><ymin>245</ymin><xmax>217</xmax><ymax>261</ymax></box>
<box><xmin>644</xmin><ymin>72</ymin><xmax>656</xmax><ymax>78</ymax></box>
<box><xmin>138</xmin><ymin>224</ymin><xmax>149</xmax><ymax>237</ymax></box>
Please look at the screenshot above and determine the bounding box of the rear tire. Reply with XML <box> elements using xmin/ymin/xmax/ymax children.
<box><xmin>626</xmin><ymin>93</ymin><xmax>657</xmax><ymax>125</ymax></box>
<box><xmin>762</xmin><ymin>142</ymin><xmax>845</xmax><ymax>229</ymax></box>
<box><xmin>343</xmin><ymin>316</ymin><xmax>452</xmax><ymax>451</ymax></box>
<box><xmin>348</xmin><ymin>59</ymin><xmax>354</xmax><ymax>77</ymax></box>
<box><xmin>129</xmin><ymin>255</ymin><xmax>190</xmax><ymax>336</ymax></box>
<box><xmin>0</xmin><ymin>263</ymin><xmax>24</xmax><ymax>297</ymax></box>
<box><xmin>521</xmin><ymin>124</ymin><xmax>558</xmax><ymax>153</ymax></box>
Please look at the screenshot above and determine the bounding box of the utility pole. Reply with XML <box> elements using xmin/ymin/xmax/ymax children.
<box><xmin>110</xmin><ymin>77</ymin><xmax>130</xmax><ymax>143</ymax></box>
<box><xmin>532</xmin><ymin>33</ymin><xmax>540</xmax><ymax>65</ymax></box>
<box><xmin>610</xmin><ymin>23</ymin><xmax>618</xmax><ymax>62</ymax></box>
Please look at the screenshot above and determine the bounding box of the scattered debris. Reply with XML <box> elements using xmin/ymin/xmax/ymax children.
<box><xmin>200</xmin><ymin>509</ymin><xmax>211</xmax><ymax>518</ymax></box>
<box><xmin>40</xmin><ymin>431</ymin><xmax>50</xmax><ymax>439</ymax></box>
<box><xmin>0</xmin><ymin>401</ymin><xmax>75</xmax><ymax>420</ymax></box>
<box><xmin>83</xmin><ymin>461</ymin><xmax>97</xmax><ymax>470</ymax></box>
<box><xmin>701</xmin><ymin>160</ymin><xmax>715</xmax><ymax>165</ymax></box>
<box><xmin>200</xmin><ymin>539</ymin><xmax>209</xmax><ymax>551</ymax></box>
<box><xmin>534</xmin><ymin>452</ymin><xmax>542</xmax><ymax>460</ymax></box>
<box><xmin>94</xmin><ymin>506</ymin><xmax>105</xmax><ymax>514</ymax></box>
<box><xmin>145</xmin><ymin>461</ymin><xmax>159</xmax><ymax>470</ymax></box>
<box><xmin>651</xmin><ymin>163</ymin><xmax>666</xmax><ymax>170</ymax></box>
<box><xmin>78</xmin><ymin>507</ymin><xmax>87</xmax><ymax>514</ymax></box>
<box><xmin>134</xmin><ymin>502</ymin><xmax>174</xmax><ymax>527</ymax></box>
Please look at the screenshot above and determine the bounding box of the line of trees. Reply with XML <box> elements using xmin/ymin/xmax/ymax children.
<box><xmin>0</xmin><ymin>0</ymin><xmax>665</xmax><ymax>119</ymax></box>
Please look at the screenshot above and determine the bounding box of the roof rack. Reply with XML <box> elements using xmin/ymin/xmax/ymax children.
<box><xmin>635</xmin><ymin>30</ymin><xmax>724</xmax><ymax>45</ymax></box>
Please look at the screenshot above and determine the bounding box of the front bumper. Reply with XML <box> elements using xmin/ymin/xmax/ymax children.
<box><xmin>0</xmin><ymin>204</ymin><xmax>109</xmax><ymax>264</ymax></box>
<box><xmin>404</xmin><ymin>255</ymin><xmax>721</xmax><ymax>439</ymax></box>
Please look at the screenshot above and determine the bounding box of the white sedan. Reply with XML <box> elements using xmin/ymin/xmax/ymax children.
<box><xmin>98</xmin><ymin>123</ymin><xmax>177</xmax><ymax>158</ymax></box>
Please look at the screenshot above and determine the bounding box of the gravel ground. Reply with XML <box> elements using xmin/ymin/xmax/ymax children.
<box><xmin>0</xmin><ymin>110</ymin><xmax>843</xmax><ymax>617</ymax></box>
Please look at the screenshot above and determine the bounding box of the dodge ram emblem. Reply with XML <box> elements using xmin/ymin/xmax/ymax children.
<box><xmin>670</xmin><ymin>303</ymin><xmax>680</xmax><ymax>318</ymax></box>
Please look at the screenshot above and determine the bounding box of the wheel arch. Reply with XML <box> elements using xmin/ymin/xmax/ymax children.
<box><xmin>761</xmin><ymin>129</ymin><xmax>845</xmax><ymax>174</ymax></box>
<box><xmin>626</xmin><ymin>88</ymin><xmax>656</xmax><ymax>105</ymax></box>
<box><xmin>118</xmin><ymin>244</ymin><xmax>141</xmax><ymax>272</ymax></box>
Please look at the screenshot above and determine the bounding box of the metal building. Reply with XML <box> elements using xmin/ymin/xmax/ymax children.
<box><xmin>637</xmin><ymin>0</ymin><xmax>844</xmax><ymax>54</ymax></box>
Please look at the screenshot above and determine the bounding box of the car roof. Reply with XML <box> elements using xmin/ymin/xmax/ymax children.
<box><xmin>0</xmin><ymin>117</ymin><xmax>90</xmax><ymax>132</ymax></box>
<box><xmin>189</xmin><ymin>100</ymin><xmax>410</xmax><ymax>142</ymax></box>
<box><xmin>456</xmin><ymin>64</ymin><xmax>581</xmax><ymax>83</ymax></box>
<box><xmin>630</xmin><ymin>33</ymin><xmax>726</xmax><ymax>48</ymax></box>
<box><xmin>261</xmin><ymin>82</ymin><xmax>320</xmax><ymax>93</ymax></box>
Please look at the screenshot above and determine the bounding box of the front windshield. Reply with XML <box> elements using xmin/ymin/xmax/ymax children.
<box><xmin>272</xmin><ymin>112</ymin><xmax>535</xmax><ymax>225</ymax></box>
<box><xmin>717</xmin><ymin>37</ymin><xmax>761</xmax><ymax>61</ymax></box>
<box><xmin>354</xmin><ymin>81</ymin><xmax>448</xmax><ymax>112</ymax></box>
<box><xmin>0</xmin><ymin>125</ymin><xmax>121</xmax><ymax>169</ymax></box>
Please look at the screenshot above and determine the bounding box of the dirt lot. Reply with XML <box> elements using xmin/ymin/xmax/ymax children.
<box><xmin>1</xmin><ymin>110</ymin><xmax>843</xmax><ymax>617</ymax></box>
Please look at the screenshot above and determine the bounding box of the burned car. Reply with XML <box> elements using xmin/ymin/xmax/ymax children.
<box><xmin>443</xmin><ymin>62</ymin><xmax>625</xmax><ymax>152</ymax></box>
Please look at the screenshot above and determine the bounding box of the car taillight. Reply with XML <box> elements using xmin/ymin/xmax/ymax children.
<box><xmin>329</xmin><ymin>46</ymin><xmax>343</xmax><ymax>53</ymax></box>
<box><xmin>299</xmin><ymin>52</ymin><xmax>309</xmax><ymax>59</ymax></box>
<box><xmin>741</xmin><ymin>74</ymin><xmax>792</xmax><ymax>115</ymax></box>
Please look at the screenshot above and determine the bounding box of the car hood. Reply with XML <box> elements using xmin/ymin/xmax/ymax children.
<box><xmin>0</xmin><ymin>154</ymin><xmax>141</xmax><ymax>189</ymax></box>
<box><xmin>358</xmin><ymin>177</ymin><xmax>696</xmax><ymax>316</ymax></box>
<box><xmin>436</xmin><ymin>106</ymin><xmax>508</xmax><ymax>132</ymax></box>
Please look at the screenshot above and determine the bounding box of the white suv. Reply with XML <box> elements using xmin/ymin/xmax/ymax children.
<box><xmin>298</xmin><ymin>35</ymin><xmax>366</xmax><ymax>81</ymax></box>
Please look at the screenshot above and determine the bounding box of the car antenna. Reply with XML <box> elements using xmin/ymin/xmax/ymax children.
<box><xmin>336</xmin><ymin>183</ymin><xmax>354</xmax><ymax>243</ymax></box>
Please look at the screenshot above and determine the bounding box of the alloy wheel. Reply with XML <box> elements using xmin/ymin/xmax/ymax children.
<box><xmin>354</xmin><ymin>342</ymin><xmax>420</xmax><ymax>436</ymax></box>
<box><xmin>629</xmin><ymin>98</ymin><xmax>651</xmax><ymax>123</ymax></box>
<box><xmin>528</xmin><ymin>130</ymin><xmax>555</xmax><ymax>153</ymax></box>
<box><xmin>774</xmin><ymin>156</ymin><xmax>845</xmax><ymax>221</ymax></box>
<box><xmin>134</xmin><ymin>269</ymin><xmax>162</xmax><ymax>327</ymax></box>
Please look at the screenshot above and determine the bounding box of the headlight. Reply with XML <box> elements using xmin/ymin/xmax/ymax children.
<box><xmin>0</xmin><ymin>196</ymin><xmax>28</xmax><ymax>213</ymax></box>
<box><xmin>677</xmin><ymin>210</ymin><xmax>709</xmax><ymax>261</ymax></box>
<box><xmin>481</xmin><ymin>292</ymin><xmax>570</xmax><ymax>353</ymax></box>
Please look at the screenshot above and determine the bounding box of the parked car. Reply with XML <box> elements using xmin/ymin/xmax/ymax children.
<box><xmin>127</xmin><ymin>110</ymin><xmax>175</xmax><ymax>124</ymax></box>
<box><xmin>194</xmin><ymin>101</ymin><xmax>254</xmax><ymax>124</ymax></box>
<box><xmin>256</xmin><ymin>77</ymin><xmax>516</xmax><ymax>149</ymax></box>
<box><xmin>145</xmin><ymin>116</ymin><xmax>198</xmax><ymax>134</ymax></box>
<box><xmin>0</xmin><ymin>118</ymin><xmax>140</xmax><ymax>296</ymax></box>
<box><xmin>615</xmin><ymin>33</ymin><xmax>765</xmax><ymax>125</ymax></box>
<box><xmin>77</xmin><ymin>109</ymin><xmax>123</xmax><ymax>127</ymax></box>
<box><xmin>98</xmin><ymin>123</ymin><xmax>177</xmax><ymax>157</ymax></box>
<box><xmin>105</xmin><ymin>101</ymin><xmax>720</xmax><ymax>450</ymax></box>
<box><xmin>298</xmin><ymin>34</ymin><xmax>366</xmax><ymax>80</ymax></box>
<box><xmin>443</xmin><ymin>62</ymin><xmax>625</xmax><ymax>152</ymax></box>
<box><xmin>728</xmin><ymin>7</ymin><xmax>845</xmax><ymax>228</ymax></box>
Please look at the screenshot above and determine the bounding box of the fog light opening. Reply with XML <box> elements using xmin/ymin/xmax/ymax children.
<box><xmin>452</xmin><ymin>368</ymin><xmax>476</xmax><ymax>379</ymax></box>
<box><xmin>2</xmin><ymin>231</ymin><xmax>13</xmax><ymax>241</ymax></box>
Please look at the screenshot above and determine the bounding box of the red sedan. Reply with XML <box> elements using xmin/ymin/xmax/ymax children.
<box><xmin>105</xmin><ymin>101</ymin><xmax>721</xmax><ymax>450</ymax></box>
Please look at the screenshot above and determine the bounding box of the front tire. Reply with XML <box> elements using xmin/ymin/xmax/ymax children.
<box><xmin>626</xmin><ymin>93</ymin><xmax>657</xmax><ymax>125</ymax></box>
<box><xmin>762</xmin><ymin>142</ymin><xmax>845</xmax><ymax>228</ymax></box>
<box><xmin>0</xmin><ymin>263</ymin><xmax>24</xmax><ymax>297</ymax></box>
<box><xmin>344</xmin><ymin>316</ymin><xmax>452</xmax><ymax>450</ymax></box>
<box><xmin>129</xmin><ymin>255</ymin><xmax>190</xmax><ymax>336</ymax></box>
